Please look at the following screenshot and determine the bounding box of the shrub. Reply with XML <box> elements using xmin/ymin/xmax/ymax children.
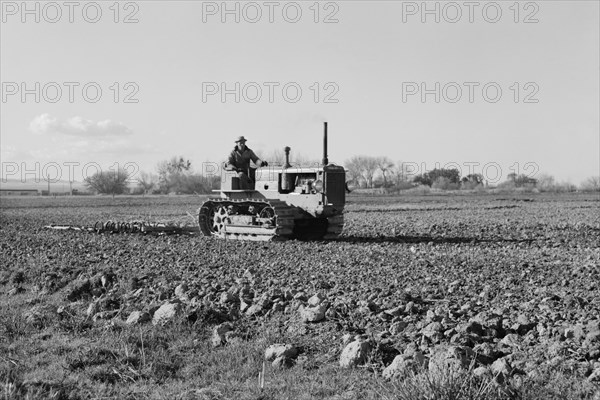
<box><xmin>393</xmin><ymin>182</ymin><xmax>417</xmax><ymax>191</ymax></box>
<box><xmin>406</xmin><ymin>185</ymin><xmax>431</xmax><ymax>195</ymax></box>
<box><xmin>432</xmin><ymin>177</ymin><xmax>460</xmax><ymax>190</ymax></box>
<box><xmin>84</xmin><ymin>169</ymin><xmax>130</xmax><ymax>196</ymax></box>
<box><xmin>413</xmin><ymin>169</ymin><xmax>461</xmax><ymax>188</ymax></box>
<box><xmin>461</xmin><ymin>181</ymin><xmax>484</xmax><ymax>190</ymax></box>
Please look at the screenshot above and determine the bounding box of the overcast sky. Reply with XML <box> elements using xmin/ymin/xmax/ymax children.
<box><xmin>1</xmin><ymin>0</ymin><xmax>598</xmax><ymax>185</ymax></box>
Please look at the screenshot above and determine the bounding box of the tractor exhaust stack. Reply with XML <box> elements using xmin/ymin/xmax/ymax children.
<box><xmin>323</xmin><ymin>122</ymin><xmax>328</xmax><ymax>166</ymax></box>
<box><xmin>283</xmin><ymin>146</ymin><xmax>291</xmax><ymax>169</ymax></box>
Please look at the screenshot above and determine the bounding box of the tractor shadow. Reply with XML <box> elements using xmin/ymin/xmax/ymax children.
<box><xmin>336</xmin><ymin>235</ymin><xmax>536</xmax><ymax>245</ymax></box>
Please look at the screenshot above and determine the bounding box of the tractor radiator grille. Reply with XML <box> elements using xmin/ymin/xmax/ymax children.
<box><xmin>325</xmin><ymin>169</ymin><xmax>345</xmax><ymax>206</ymax></box>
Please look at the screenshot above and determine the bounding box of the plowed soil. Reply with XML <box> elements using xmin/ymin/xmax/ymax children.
<box><xmin>1</xmin><ymin>192</ymin><xmax>599</xmax><ymax>398</ymax></box>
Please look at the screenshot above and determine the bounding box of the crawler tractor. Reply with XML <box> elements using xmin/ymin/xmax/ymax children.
<box><xmin>198</xmin><ymin>122</ymin><xmax>346</xmax><ymax>241</ymax></box>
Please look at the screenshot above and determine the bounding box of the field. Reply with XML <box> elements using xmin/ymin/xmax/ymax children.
<box><xmin>1</xmin><ymin>193</ymin><xmax>599</xmax><ymax>399</ymax></box>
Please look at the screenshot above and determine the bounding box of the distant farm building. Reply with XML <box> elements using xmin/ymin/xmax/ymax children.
<box><xmin>0</xmin><ymin>189</ymin><xmax>39</xmax><ymax>196</ymax></box>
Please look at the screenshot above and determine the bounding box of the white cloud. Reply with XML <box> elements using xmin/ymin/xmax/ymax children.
<box><xmin>30</xmin><ymin>114</ymin><xmax>133</xmax><ymax>137</ymax></box>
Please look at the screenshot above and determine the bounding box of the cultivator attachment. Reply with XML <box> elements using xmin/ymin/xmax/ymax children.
<box><xmin>44</xmin><ymin>221</ymin><xmax>198</xmax><ymax>236</ymax></box>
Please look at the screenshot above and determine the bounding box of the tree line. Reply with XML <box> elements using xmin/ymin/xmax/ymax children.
<box><xmin>344</xmin><ymin>155</ymin><xmax>599</xmax><ymax>192</ymax></box>
<box><xmin>84</xmin><ymin>156</ymin><xmax>221</xmax><ymax>196</ymax></box>
<box><xmin>84</xmin><ymin>154</ymin><xmax>599</xmax><ymax>195</ymax></box>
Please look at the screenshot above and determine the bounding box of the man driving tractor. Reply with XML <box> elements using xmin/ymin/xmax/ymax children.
<box><xmin>225</xmin><ymin>136</ymin><xmax>268</xmax><ymax>190</ymax></box>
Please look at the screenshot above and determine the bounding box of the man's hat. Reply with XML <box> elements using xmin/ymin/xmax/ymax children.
<box><xmin>235</xmin><ymin>136</ymin><xmax>247</xmax><ymax>143</ymax></box>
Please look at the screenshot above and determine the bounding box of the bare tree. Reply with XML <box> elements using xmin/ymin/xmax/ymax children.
<box><xmin>156</xmin><ymin>156</ymin><xmax>193</xmax><ymax>194</ymax></box>
<box><xmin>344</xmin><ymin>155</ymin><xmax>379</xmax><ymax>188</ymax></box>
<box><xmin>390</xmin><ymin>161</ymin><xmax>411</xmax><ymax>186</ymax></box>
<box><xmin>291</xmin><ymin>152</ymin><xmax>319</xmax><ymax>168</ymax></box>
<box><xmin>345</xmin><ymin>156</ymin><xmax>364</xmax><ymax>187</ymax></box>
<box><xmin>262</xmin><ymin>149</ymin><xmax>285</xmax><ymax>166</ymax></box>
<box><xmin>375</xmin><ymin>156</ymin><xmax>394</xmax><ymax>187</ymax></box>
<box><xmin>535</xmin><ymin>173</ymin><xmax>555</xmax><ymax>191</ymax></box>
<box><xmin>137</xmin><ymin>171</ymin><xmax>157</xmax><ymax>196</ymax></box>
<box><xmin>580</xmin><ymin>176</ymin><xmax>600</xmax><ymax>192</ymax></box>
<box><xmin>362</xmin><ymin>157</ymin><xmax>378</xmax><ymax>188</ymax></box>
